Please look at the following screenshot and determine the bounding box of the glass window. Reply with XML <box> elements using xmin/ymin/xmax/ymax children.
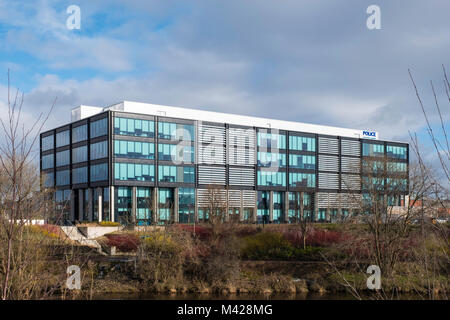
<box><xmin>257</xmin><ymin>132</ymin><xmax>286</xmax><ymax>149</ymax></box>
<box><xmin>72</xmin><ymin>145</ymin><xmax>87</xmax><ymax>163</ymax></box>
<box><xmin>56</xmin><ymin>170</ymin><xmax>70</xmax><ymax>186</ymax></box>
<box><xmin>90</xmin><ymin>118</ymin><xmax>108</xmax><ymax>138</ymax></box>
<box><xmin>362</xmin><ymin>143</ymin><xmax>384</xmax><ymax>157</ymax></box>
<box><xmin>43</xmin><ymin>171</ymin><xmax>54</xmax><ymax>187</ymax></box>
<box><xmin>42</xmin><ymin>153</ymin><xmax>54</xmax><ymax>169</ymax></box>
<box><xmin>114</xmin><ymin>163</ymin><xmax>155</xmax><ymax>181</ymax></box>
<box><xmin>56</xmin><ymin>130</ymin><xmax>70</xmax><ymax>147</ymax></box>
<box><xmin>289</xmin><ymin>154</ymin><xmax>316</xmax><ymax>170</ymax></box>
<box><xmin>114</xmin><ymin>117</ymin><xmax>154</xmax><ymax>138</ymax></box>
<box><xmin>158</xmin><ymin>165</ymin><xmax>195</xmax><ymax>183</ymax></box>
<box><xmin>72</xmin><ymin>166</ymin><xmax>87</xmax><ymax>184</ymax></box>
<box><xmin>115</xmin><ymin>187</ymin><xmax>132</xmax><ymax>224</ymax></box>
<box><xmin>272</xmin><ymin>191</ymin><xmax>284</xmax><ymax>223</ymax></box>
<box><xmin>289</xmin><ymin>172</ymin><xmax>316</xmax><ymax>187</ymax></box>
<box><xmin>158</xmin><ymin>143</ymin><xmax>194</xmax><ymax>163</ymax></box>
<box><xmin>158</xmin><ymin>188</ymin><xmax>173</xmax><ymax>224</ymax></box>
<box><xmin>386</xmin><ymin>145</ymin><xmax>407</xmax><ymax>160</ymax></box>
<box><xmin>72</xmin><ymin>124</ymin><xmax>87</xmax><ymax>143</ymax></box>
<box><xmin>387</xmin><ymin>162</ymin><xmax>407</xmax><ymax>172</ymax></box>
<box><xmin>257</xmin><ymin>170</ymin><xmax>286</xmax><ymax>187</ymax></box>
<box><xmin>289</xmin><ymin>135</ymin><xmax>316</xmax><ymax>152</ymax></box>
<box><xmin>114</xmin><ymin>140</ymin><xmax>154</xmax><ymax>159</ymax></box>
<box><xmin>91</xmin><ymin>163</ymin><xmax>108</xmax><ymax>182</ymax></box>
<box><xmin>158</xmin><ymin>122</ymin><xmax>194</xmax><ymax>141</ymax></box>
<box><xmin>257</xmin><ymin>191</ymin><xmax>270</xmax><ymax>223</ymax></box>
<box><xmin>257</xmin><ymin>151</ymin><xmax>286</xmax><ymax>168</ymax></box>
<box><xmin>56</xmin><ymin>150</ymin><xmax>70</xmax><ymax>167</ymax></box>
<box><xmin>91</xmin><ymin>140</ymin><xmax>108</xmax><ymax>160</ymax></box>
<box><xmin>136</xmin><ymin>187</ymin><xmax>152</xmax><ymax>225</ymax></box>
<box><xmin>42</xmin><ymin>135</ymin><xmax>54</xmax><ymax>151</ymax></box>
<box><xmin>179</xmin><ymin>188</ymin><xmax>195</xmax><ymax>223</ymax></box>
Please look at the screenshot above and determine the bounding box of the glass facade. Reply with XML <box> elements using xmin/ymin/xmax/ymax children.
<box><xmin>289</xmin><ymin>154</ymin><xmax>316</xmax><ymax>170</ymax></box>
<box><xmin>114</xmin><ymin>163</ymin><xmax>155</xmax><ymax>181</ymax></box>
<box><xmin>362</xmin><ymin>143</ymin><xmax>384</xmax><ymax>157</ymax></box>
<box><xmin>42</xmin><ymin>135</ymin><xmax>54</xmax><ymax>151</ymax></box>
<box><xmin>91</xmin><ymin>163</ymin><xmax>108</xmax><ymax>182</ymax></box>
<box><xmin>91</xmin><ymin>140</ymin><xmax>108</xmax><ymax>160</ymax></box>
<box><xmin>42</xmin><ymin>154</ymin><xmax>54</xmax><ymax>169</ymax></box>
<box><xmin>257</xmin><ymin>132</ymin><xmax>286</xmax><ymax>149</ymax></box>
<box><xmin>179</xmin><ymin>188</ymin><xmax>195</xmax><ymax>223</ymax></box>
<box><xmin>387</xmin><ymin>162</ymin><xmax>407</xmax><ymax>172</ymax></box>
<box><xmin>257</xmin><ymin>170</ymin><xmax>286</xmax><ymax>187</ymax></box>
<box><xmin>43</xmin><ymin>171</ymin><xmax>54</xmax><ymax>187</ymax></box>
<box><xmin>72</xmin><ymin>124</ymin><xmax>87</xmax><ymax>143</ymax></box>
<box><xmin>386</xmin><ymin>145</ymin><xmax>407</xmax><ymax>159</ymax></box>
<box><xmin>158</xmin><ymin>188</ymin><xmax>173</xmax><ymax>224</ymax></box>
<box><xmin>272</xmin><ymin>191</ymin><xmax>284</xmax><ymax>223</ymax></box>
<box><xmin>289</xmin><ymin>135</ymin><xmax>316</xmax><ymax>152</ymax></box>
<box><xmin>90</xmin><ymin>118</ymin><xmax>108</xmax><ymax>138</ymax></box>
<box><xmin>158</xmin><ymin>143</ymin><xmax>194</xmax><ymax>163</ymax></box>
<box><xmin>257</xmin><ymin>191</ymin><xmax>270</xmax><ymax>224</ymax></box>
<box><xmin>288</xmin><ymin>192</ymin><xmax>313</xmax><ymax>223</ymax></box>
<box><xmin>114</xmin><ymin>140</ymin><xmax>154</xmax><ymax>159</ymax></box>
<box><xmin>56</xmin><ymin>170</ymin><xmax>70</xmax><ymax>186</ymax></box>
<box><xmin>136</xmin><ymin>187</ymin><xmax>152</xmax><ymax>225</ymax></box>
<box><xmin>72</xmin><ymin>166</ymin><xmax>87</xmax><ymax>184</ymax></box>
<box><xmin>289</xmin><ymin>172</ymin><xmax>315</xmax><ymax>187</ymax></box>
<box><xmin>257</xmin><ymin>151</ymin><xmax>286</xmax><ymax>167</ymax></box>
<box><xmin>158</xmin><ymin>165</ymin><xmax>195</xmax><ymax>183</ymax></box>
<box><xmin>56</xmin><ymin>130</ymin><xmax>70</xmax><ymax>147</ymax></box>
<box><xmin>114</xmin><ymin>117</ymin><xmax>154</xmax><ymax>137</ymax></box>
<box><xmin>56</xmin><ymin>150</ymin><xmax>70</xmax><ymax>167</ymax></box>
<box><xmin>72</xmin><ymin>145</ymin><xmax>88</xmax><ymax>163</ymax></box>
<box><xmin>115</xmin><ymin>187</ymin><xmax>132</xmax><ymax>224</ymax></box>
<box><xmin>158</xmin><ymin>122</ymin><xmax>194</xmax><ymax>141</ymax></box>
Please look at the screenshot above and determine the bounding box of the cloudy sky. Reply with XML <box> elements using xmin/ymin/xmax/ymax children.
<box><xmin>0</xmin><ymin>0</ymin><xmax>448</xmax><ymax>157</ymax></box>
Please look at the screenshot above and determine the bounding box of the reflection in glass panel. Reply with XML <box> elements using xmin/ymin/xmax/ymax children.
<box><xmin>91</xmin><ymin>140</ymin><xmax>108</xmax><ymax>160</ymax></box>
<box><xmin>114</xmin><ymin>140</ymin><xmax>154</xmax><ymax>159</ymax></box>
<box><xmin>42</xmin><ymin>135</ymin><xmax>54</xmax><ymax>151</ymax></box>
<box><xmin>56</xmin><ymin>130</ymin><xmax>70</xmax><ymax>147</ymax></box>
<box><xmin>72</xmin><ymin>125</ymin><xmax>87</xmax><ymax>143</ymax></box>
<box><xmin>158</xmin><ymin>165</ymin><xmax>195</xmax><ymax>183</ymax></box>
<box><xmin>137</xmin><ymin>187</ymin><xmax>152</xmax><ymax>225</ymax></box>
<box><xmin>114</xmin><ymin>117</ymin><xmax>154</xmax><ymax>137</ymax></box>
<box><xmin>179</xmin><ymin>188</ymin><xmax>195</xmax><ymax>223</ymax></box>
<box><xmin>90</xmin><ymin>118</ymin><xmax>108</xmax><ymax>138</ymax></box>
<box><xmin>114</xmin><ymin>163</ymin><xmax>154</xmax><ymax>181</ymax></box>
<box><xmin>158</xmin><ymin>188</ymin><xmax>173</xmax><ymax>224</ymax></box>
<box><xmin>91</xmin><ymin>163</ymin><xmax>108</xmax><ymax>182</ymax></box>
<box><xmin>72</xmin><ymin>166</ymin><xmax>87</xmax><ymax>184</ymax></box>
<box><xmin>115</xmin><ymin>187</ymin><xmax>132</xmax><ymax>224</ymax></box>
<box><xmin>72</xmin><ymin>145</ymin><xmax>88</xmax><ymax>163</ymax></box>
<box><xmin>158</xmin><ymin>122</ymin><xmax>194</xmax><ymax>141</ymax></box>
<box><xmin>42</xmin><ymin>154</ymin><xmax>54</xmax><ymax>169</ymax></box>
<box><xmin>56</xmin><ymin>150</ymin><xmax>70</xmax><ymax>167</ymax></box>
<box><xmin>257</xmin><ymin>170</ymin><xmax>286</xmax><ymax>187</ymax></box>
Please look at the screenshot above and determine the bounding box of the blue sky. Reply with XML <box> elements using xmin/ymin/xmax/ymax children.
<box><xmin>0</xmin><ymin>0</ymin><xmax>448</xmax><ymax>165</ymax></box>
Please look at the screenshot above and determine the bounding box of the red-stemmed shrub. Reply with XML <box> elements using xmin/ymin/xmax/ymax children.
<box><xmin>105</xmin><ymin>233</ymin><xmax>140</xmax><ymax>252</ymax></box>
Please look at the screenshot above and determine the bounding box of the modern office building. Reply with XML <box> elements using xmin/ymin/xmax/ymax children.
<box><xmin>40</xmin><ymin>101</ymin><xmax>409</xmax><ymax>225</ymax></box>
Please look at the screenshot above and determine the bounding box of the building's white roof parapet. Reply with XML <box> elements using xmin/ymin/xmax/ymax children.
<box><xmin>71</xmin><ymin>105</ymin><xmax>104</xmax><ymax>122</ymax></box>
<box><xmin>72</xmin><ymin>100</ymin><xmax>380</xmax><ymax>140</ymax></box>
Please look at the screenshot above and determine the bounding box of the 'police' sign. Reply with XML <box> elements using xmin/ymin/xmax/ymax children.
<box><xmin>362</xmin><ymin>131</ymin><xmax>377</xmax><ymax>139</ymax></box>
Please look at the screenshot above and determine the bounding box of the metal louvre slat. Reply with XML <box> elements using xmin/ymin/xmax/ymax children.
<box><xmin>318</xmin><ymin>137</ymin><xmax>339</xmax><ymax>154</ymax></box>
<box><xmin>198</xmin><ymin>166</ymin><xmax>226</xmax><ymax>185</ymax></box>
<box><xmin>341</xmin><ymin>139</ymin><xmax>360</xmax><ymax>157</ymax></box>
<box><xmin>318</xmin><ymin>155</ymin><xmax>339</xmax><ymax>171</ymax></box>
<box><xmin>341</xmin><ymin>157</ymin><xmax>360</xmax><ymax>173</ymax></box>
<box><xmin>318</xmin><ymin>172</ymin><xmax>339</xmax><ymax>189</ymax></box>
